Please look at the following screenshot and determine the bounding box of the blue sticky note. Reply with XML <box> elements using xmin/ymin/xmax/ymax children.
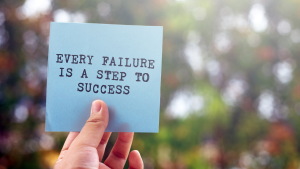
<box><xmin>46</xmin><ymin>22</ymin><xmax>162</xmax><ymax>132</ymax></box>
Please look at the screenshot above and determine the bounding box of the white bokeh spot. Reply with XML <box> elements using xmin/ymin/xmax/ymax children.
<box><xmin>248</xmin><ymin>3</ymin><xmax>268</xmax><ymax>32</ymax></box>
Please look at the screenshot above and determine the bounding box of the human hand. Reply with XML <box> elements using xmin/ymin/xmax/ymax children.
<box><xmin>54</xmin><ymin>100</ymin><xmax>143</xmax><ymax>169</ymax></box>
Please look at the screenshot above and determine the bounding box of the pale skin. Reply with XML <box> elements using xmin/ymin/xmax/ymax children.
<box><xmin>54</xmin><ymin>100</ymin><xmax>144</xmax><ymax>169</ymax></box>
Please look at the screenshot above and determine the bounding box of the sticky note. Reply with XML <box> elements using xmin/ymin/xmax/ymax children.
<box><xmin>46</xmin><ymin>22</ymin><xmax>163</xmax><ymax>132</ymax></box>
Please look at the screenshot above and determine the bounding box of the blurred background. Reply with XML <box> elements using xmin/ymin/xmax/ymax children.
<box><xmin>0</xmin><ymin>0</ymin><xmax>300</xmax><ymax>168</ymax></box>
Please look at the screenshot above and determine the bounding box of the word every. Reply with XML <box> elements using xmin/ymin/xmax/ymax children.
<box><xmin>56</xmin><ymin>54</ymin><xmax>93</xmax><ymax>64</ymax></box>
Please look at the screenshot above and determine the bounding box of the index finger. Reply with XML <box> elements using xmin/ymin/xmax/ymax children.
<box><xmin>61</xmin><ymin>132</ymin><xmax>79</xmax><ymax>151</ymax></box>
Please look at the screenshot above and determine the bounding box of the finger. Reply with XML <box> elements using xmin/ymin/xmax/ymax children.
<box><xmin>98</xmin><ymin>163</ymin><xmax>110</xmax><ymax>169</ymax></box>
<box><xmin>97</xmin><ymin>132</ymin><xmax>112</xmax><ymax>161</ymax></box>
<box><xmin>73</xmin><ymin>100</ymin><xmax>109</xmax><ymax>148</ymax></box>
<box><xmin>55</xmin><ymin>132</ymin><xmax>79</xmax><ymax>167</ymax></box>
<box><xmin>104</xmin><ymin>132</ymin><xmax>134</xmax><ymax>168</ymax></box>
<box><xmin>129</xmin><ymin>150</ymin><xmax>143</xmax><ymax>169</ymax></box>
<box><xmin>56</xmin><ymin>132</ymin><xmax>79</xmax><ymax>164</ymax></box>
<box><xmin>61</xmin><ymin>132</ymin><xmax>80</xmax><ymax>151</ymax></box>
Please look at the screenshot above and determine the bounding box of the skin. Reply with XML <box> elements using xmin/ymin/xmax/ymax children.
<box><xmin>54</xmin><ymin>100</ymin><xmax>144</xmax><ymax>169</ymax></box>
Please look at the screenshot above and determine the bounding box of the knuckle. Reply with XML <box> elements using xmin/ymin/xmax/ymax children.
<box><xmin>118</xmin><ymin>135</ymin><xmax>131</xmax><ymax>144</ymax></box>
<box><xmin>100</xmin><ymin>137</ymin><xmax>108</xmax><ymax>144</ymax></box>
<box><xmin>113</xmin><ymin>150</ymin><xmax>127</xmax><ymax>161</ymax></box>
<box><xmin>86</xmin><ymin>116</ymin><xmax>106</xmax><ymax>126</ymax></box>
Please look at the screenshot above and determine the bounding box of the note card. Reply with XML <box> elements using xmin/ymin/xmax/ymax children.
<box><xmin>46</xmin><ymin>22</ymin><xmax>162</xmax><ymax>132</ymax></box>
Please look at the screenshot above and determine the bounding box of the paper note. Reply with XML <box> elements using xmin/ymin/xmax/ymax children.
<box><xmin>46</xmin><ymin>22</ymin><xmax>163</xmax><ymax>132</ymax></box>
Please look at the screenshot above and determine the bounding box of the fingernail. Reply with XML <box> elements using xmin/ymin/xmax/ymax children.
<box><xmin>92</xmin><ymin>101</ymin><xmax>102</xmax><ymax>114</ymax></box>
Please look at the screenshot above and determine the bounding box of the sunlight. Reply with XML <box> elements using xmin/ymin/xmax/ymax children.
<box><xmin>17</xmin><ymin>0</ymin><xmax>51</xmax><ymax>19</ymax></box>
<box><xmin>248</xmin><ymin>3</ymin><xmax>268</xmax><ymax>32</ymax></box>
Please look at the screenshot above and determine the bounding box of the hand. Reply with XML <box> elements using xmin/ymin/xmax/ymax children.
<box><xmin>54</xmin><ymin>100</ymin><xmax>144</xmax><ymax>169</ymax></box>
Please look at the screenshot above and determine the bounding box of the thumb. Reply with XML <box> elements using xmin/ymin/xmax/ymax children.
<box><xmin>74</xmin><ymin>100</ymin><xmax>109</xmax><ymax>148</ymax></box>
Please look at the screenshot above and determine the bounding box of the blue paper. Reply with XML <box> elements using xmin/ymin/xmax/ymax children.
<box><xmin>46</xmin><ymin>22</ymin><xmax>162</xmax><ymax>132</ymax></box>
